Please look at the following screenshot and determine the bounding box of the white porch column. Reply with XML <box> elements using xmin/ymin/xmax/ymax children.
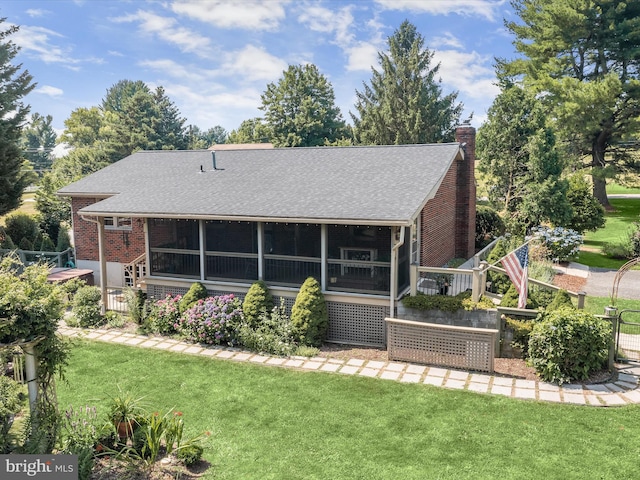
<box><xmin>257</xmin><ymin>222</ymin><xmax>264</xmax><ymax>280</ymax></box>
<box><xmin>199</xmin><ymin>220</ymin><xmax>206</xmax><ymax>281</ymax></box>
<box><xmin>97</xmin><ymin>217</ymin><xmax>107</xmax><ymax>315</ymax></box>
<box><xmin>390</xmin><ymin>226</ymin><xmax>406</xmax><ymax>316</ymax></box>
<box><xmin>321</xmin><ymin>224</ymin><xmax>327</xmax><ymax>291</ymax></box>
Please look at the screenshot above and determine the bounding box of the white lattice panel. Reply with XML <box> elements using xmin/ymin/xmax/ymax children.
<box><xmin>327</xmin><ymin>302</ymin><xmax>389</xmax><ymax>346</ymax></box>
<box><xmin>386</xmin><ymin>318</ymin><xmax>497</xmax><ymax>372</ymax></box>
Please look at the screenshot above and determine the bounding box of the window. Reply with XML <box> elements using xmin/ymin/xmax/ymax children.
<box><xmin>104</xmin><ymin>216</ymin><xmax>132</xmax><ymax>231</ymax></box>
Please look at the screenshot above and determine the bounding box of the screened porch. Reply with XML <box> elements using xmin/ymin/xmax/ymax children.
<box><xmin>147</xmin><ymin>218</ymin><xmax>410</xmax><ymax>296</ymax></box>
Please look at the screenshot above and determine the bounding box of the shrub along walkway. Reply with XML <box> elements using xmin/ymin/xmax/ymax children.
<box><xmin>58</xmin><ymin>325</ymin><xmax>640</xmax><ymax>408</ymax></box>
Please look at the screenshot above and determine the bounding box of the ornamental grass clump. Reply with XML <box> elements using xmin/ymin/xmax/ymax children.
<box><xmin>177</xmin><ymin>294</ymin><xmax>243</xmax><ymax>345</ymax></box>
<box><xmin>528</xmin><ymin>307</ymin><xmax>611</xmax><ymax>384</ymax></box>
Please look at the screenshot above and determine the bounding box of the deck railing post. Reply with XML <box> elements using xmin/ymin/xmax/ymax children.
<box><xmin>472</xmin><ymin>266</ymin><xmax>482</xmax><ymax>302</ymax></box>
<box><xmin>410</xmin><ymin>264</ymin><xmax>417</xmax><ymax>296</ymax></box>
<box><xmin>577</xmin><ymin>291</ymin><xmax>586</xmax><ymax>310</ymax></box>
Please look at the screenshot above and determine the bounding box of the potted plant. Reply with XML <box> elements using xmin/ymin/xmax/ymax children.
<box><xmin>106</xmin><ymin>387</ymin><xmax>146</xmax><ymax>440</ymax></box>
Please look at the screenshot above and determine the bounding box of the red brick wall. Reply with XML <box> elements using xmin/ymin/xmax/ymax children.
<box><xmin>454</xmin><ymin>125</ymin><xmax>477</xmax><ymax>259</ymax></box>
<box><xmin>420</xmin><ymin>159</ymin><xmax>458</xmax><ymax>266</ymax></box>
<box><xmin>71</xmin><ymin>197</ymin><xmax>146</xmax><ymax>263</ymax></box>
<box><xmin>419</xmin><ymin>125</ymin><xmax>476</xmax><ymax>266</ymax></box>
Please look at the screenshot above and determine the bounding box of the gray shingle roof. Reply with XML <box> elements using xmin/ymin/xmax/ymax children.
<box><xmin>58</xmin><ymin>143</ymin><xmax>462</xmax><ymax>225</ymax></box>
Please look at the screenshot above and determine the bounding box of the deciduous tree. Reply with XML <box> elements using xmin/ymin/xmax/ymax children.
<box><xmin>227</xmin><ymin>118</ymin><xmax>271</xmax><ymax>144</ymax></box>
<box><xmin>501</xmin><ymin>0</ymin><xmax>640</xmax><ymax>208</ymax></box>
<box><xmin>477</xmin><ymin>84</ymin><xmax>571</xmax><ymax>234</ymax></box>
<box><xmin>351</xmin><ymin>20</ymin><xmax>462</xmax><ymax>145</ymax></box>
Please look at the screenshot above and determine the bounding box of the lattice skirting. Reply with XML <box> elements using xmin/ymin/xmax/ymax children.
<box><xmin>386</xmin><ymin>318</ymin><xmax>498</xmax><ymax>372</ymax></box>
<box><xmin>147</xmin><ymin>284</ymin><xmax>388</xmax><ymax>347</ymax></box>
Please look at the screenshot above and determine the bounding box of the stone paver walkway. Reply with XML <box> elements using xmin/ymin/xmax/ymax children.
<box><xmin>59</xmin><ymin>326</ymin><xmax>640</xmax><ymax>407</ymax></box>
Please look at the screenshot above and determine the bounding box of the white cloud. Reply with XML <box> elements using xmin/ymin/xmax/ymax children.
<box><xmin>139</xmin><ymin>59</ymin><xmax>224</xmax><ymax>87</ymax></box>
<box><xmin>171</xmin><ymin>0</ymin><xmax>289</xmax><ymax>31</ymax></box>
<box><xmin>431</xmin><ymin>32</ymin><xmax>464</xmax><ymax>50</ymax></box>
<box><xmin>163</xmin><ymin>82</ymin><xmax>263</xmax><ymax>129</ymax></box>
<box><xmin>11</xmin><ymin>25</ymin><xmax>80</xmax><ymax>66</ymax></box>
<box><xmin>34</xmin><ymin>85</ymin><xmax>64</xmax><ymax>97</ymax></box>
<box><xmin>374</xmin><ymin>0</ymin><xmax>506</xmax><ymax>22</ymax></box>
<box><xmin>26</xmin><ymin>9</ymin><xmax>49</xmax><ymax>18</ymax></box>
<box><xmin>298</xmin><ymin>5</ymin><xmax>354</xmax><ymax>45</ymax></box>
<box><xmin>220</xmin><ymin>45</ymin><xmax>288</xmax><ymax>82</ymax></box>
<box><xmin>432</xmin><ymin>49</ymin><xmax>499</xmax><ymax>100</ymax></box>
<box><xmin>112</xmin><ymin>10</ymin><xmax>212</xmax><ymax>57</ymax></box>
<box><xmin>345</xmin><ymin>42</ymin><xmax>379</xmax><ymax>72</ymax></box>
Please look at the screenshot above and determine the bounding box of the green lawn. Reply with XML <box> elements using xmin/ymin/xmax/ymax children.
<box><xmin>606</xmin><ymin>183</ymin><xmax>640</xmax><ymax>195</ymax></box>
<box><xmin>580</xmin><ymin>197</ymin><xmax>640</xmax><ymax>269</ymax></box>
<box><xmin>57</xmin><ymin>340</ymin><xmax>640</xmax><ymax>480</ymax></box>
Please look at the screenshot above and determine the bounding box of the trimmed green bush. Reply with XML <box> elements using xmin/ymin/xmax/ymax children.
<box><xmin>528</xmin><ymin>307</ymin><xmax>611</xmax><ymax>384</ymax></box>
<box><xmin>546</xmin><ymin>289</ymin><xmax>575</xmax><ymax>311</ymax></box>
<box><xmin>242</xmin><ymin>280</ymin><xmax>274</xmax><ymax>328</ymax></box>
<box><xmin>72</xmin><ymin>285</ymin><xmax>104</xmax><ymax>327</ymax></box>
<box><xmin>500</xmin><ymin>284</ymin><xmax>538</xmax><ymax>309</ymax></box>
<box><xmin>291</xmin><ymin>277</ymin><xmax>328</xmax><ymax>347</ymax></box>
<box><xmin>4</xmin><ymin>213</ymin><xmax>39</xmax><ymax>249</ymax></box>
<box><xmin>402</xmin><ymin>291</ymin><xmax>494</xmax><ymax>312</ymax></box>
<box><xmin>179</xmin><ymin>282</ymin><xmax>208</xmax><ymax>313</ymax></box>
<box><xmin>402</xmin><ymin>292</ymin><xmax>464</xmax><ymax>312</ymax></box>
<box><xmin>504</xmin><ymin>317</ymin><xmax>536</xmax><ymax>357</ymax></box>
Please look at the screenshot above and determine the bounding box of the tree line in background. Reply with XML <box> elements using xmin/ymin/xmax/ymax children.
<box><xmin>1</xmin><ymin>3</ymin><xmax>639</xmax><ymax>246</ymax></box>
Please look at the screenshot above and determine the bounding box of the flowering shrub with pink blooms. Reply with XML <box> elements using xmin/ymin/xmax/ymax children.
<box><xmin>148</xmin><ymin>294</ymin><xmax>182</xmax><ymax>335</ymax></box>
<box><xmin>176</xmin><ymin>294</ymin><xmax>243</xmax><ymax>345</ymax></box>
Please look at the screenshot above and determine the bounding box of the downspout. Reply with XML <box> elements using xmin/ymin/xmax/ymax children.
<box><xmin>390</xmin><ymin>226</ymin><xmax>406</xmax><ymax>317</ymax></box>
<box><xmin>80</xmin><ymin>215</ymin><xmax>107</xmax><ymax>315</ymax></box>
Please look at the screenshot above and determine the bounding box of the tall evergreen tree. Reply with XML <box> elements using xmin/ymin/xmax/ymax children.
<box><xmin>501</xmin><ymin>0</ymin><xmax>640</xmax><ymax>208</ymax></box>
<box><xmin>0</xmin><ymin>19</ymin><xmax>36</xmax><ymax>215</ymax></box>
<box><xmin>260</xmin><ymin>64</ymin><xmax>348</xmax><ymax>147</ymax></box>
<box><xmin>352</xmin><ymin>20</ymin><xmax>463</xmax><ymax>145</ymax></box>
<box><xmin>477</xmin><ymin>83</ymin><xmax>571</xmax><ymax>234</ymax></box>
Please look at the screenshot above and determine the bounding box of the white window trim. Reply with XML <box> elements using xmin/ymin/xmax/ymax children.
<box><xmin>104</xmin><ymin>216</ymin><xmax>133</xmax><ymax>231</ymax></box>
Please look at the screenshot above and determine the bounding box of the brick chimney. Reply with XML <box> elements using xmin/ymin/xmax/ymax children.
<box><xmin>454</xmin><ymin>123</ymin><xmax>477</xmax><ymax>259</ymax></box>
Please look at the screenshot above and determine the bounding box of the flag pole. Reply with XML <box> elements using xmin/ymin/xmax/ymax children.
<box><xmin>486</xmin><ymin>235</ymin><xmax>538</xmax><ymax>269</ymax></box>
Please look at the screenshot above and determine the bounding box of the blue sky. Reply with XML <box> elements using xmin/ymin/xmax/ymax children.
<box><xmin>3</xmin><ymin>0</ymin><xmax>518</xmax><ymax>137</ymax></box>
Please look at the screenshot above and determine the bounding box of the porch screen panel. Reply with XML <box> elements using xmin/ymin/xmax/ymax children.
<box><xmin>264</xmin><ymin>223</ymin><xmax>321</xmax><ymax>286</ymax></box>
<box><xmin>148</xmin><ymin>218</ymin><xmax>200</xmax><ymax>278</ymax></box>
<box><xmin>327</xmin><ymin>225</ymin><xmax>391</xmax><ymax>295</ymax></box>
<box><xmin>205</xmin><ymin>221</ymin><xmax>258</xmax><ymax>281</ymax></box>
<box><xmin>397</xmin><ymin>227</ymin><xmax>410</xmax><ymax>293</ymax></box>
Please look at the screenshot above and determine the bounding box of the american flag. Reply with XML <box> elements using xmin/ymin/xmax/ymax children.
<box><xmin>501</xmin><ymin>245</ymin><xmax>529</xmax><ymax>309</ymax></box>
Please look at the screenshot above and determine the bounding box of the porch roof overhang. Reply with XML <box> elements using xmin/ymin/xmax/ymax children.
<box><xmin>59</xmin><ymin>143</ymin><xmax>462</xmax><ymax>226</ymax></box>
